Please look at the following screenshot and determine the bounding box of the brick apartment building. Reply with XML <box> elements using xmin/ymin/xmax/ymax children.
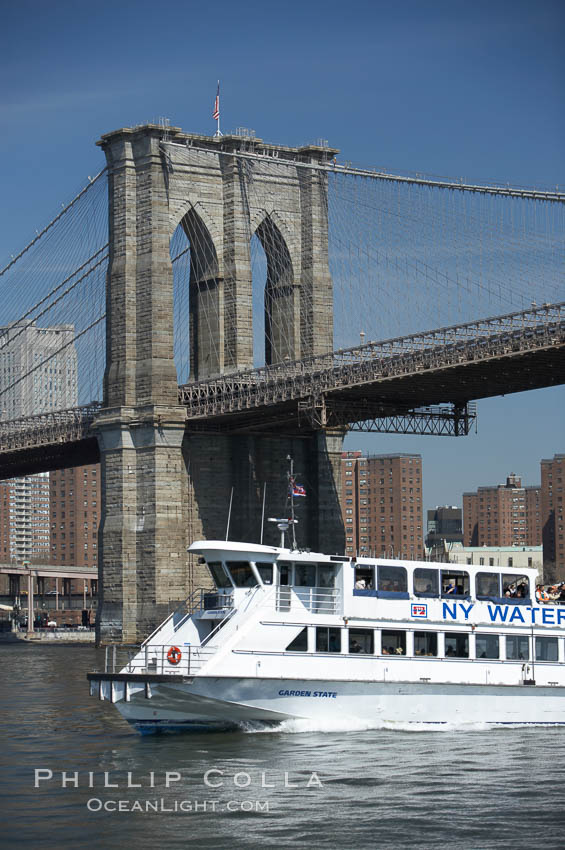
<box><xmin>541</xmin><ymin>454</ymin><xmax>565</xmax><ymax>579</ymax></box>
<box><xmin>341</xmin><ymin>451</ymin><xmax>424</xmax><ymax>559</ymax></box>
<box><xmin>463</xmin><ymin>474</ymin><xmax>541</xmax><ymax>549</ymax></box>
<box><xmin>49</xmin><ymin>464</ymin><xmax>100</xmax><ymax>577</ymax></box>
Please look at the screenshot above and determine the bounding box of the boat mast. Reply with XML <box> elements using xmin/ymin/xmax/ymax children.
<box><xmin>287</xmin><ymin>455</ymin><xmax>298</xmax><ymax>550</ymax></box>
<box><xmin>267</xmin><ymin>456</ymin><xmax>299</xmax><ymax>549</ymax></box>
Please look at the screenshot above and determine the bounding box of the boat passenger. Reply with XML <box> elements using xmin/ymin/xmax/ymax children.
<box><xmin>355</xmin><ymin>579</ymin><xmax>366</xmax><ymax>590</ymax></box>
<box><xmin>350</xmin><ymin>640</ymin><xmax>362</xmax><ymax>653</ymax></box>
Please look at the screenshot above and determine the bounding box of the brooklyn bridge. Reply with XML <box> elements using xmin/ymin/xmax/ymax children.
<box><xmin>0</xmin><ymin>123</ymin><xmax>563</xmax><ymax>641</ymax></box>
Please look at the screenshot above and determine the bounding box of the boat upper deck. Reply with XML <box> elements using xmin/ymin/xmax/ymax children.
<box><xmin>188</xmin><ymin>541</ymin><xmax>559</xmax><ymax>629</ymax></box>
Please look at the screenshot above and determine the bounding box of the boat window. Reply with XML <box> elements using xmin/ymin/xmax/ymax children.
<box><xmin>535</xmin><ymin>637</ymin><xmax>558</xmax><ymax>662</ymax></box>
<box><xmin>226</xmin><ymin>561</ymin><xmax>257</xmax><ymax>588</ymax></box>
<box><xmin>475</xmin><ymin>634</ymin><xmax>499</xmax><ymax>659</ymax></box>
<box><xmin>316</xmin><ymin>627</ymin><xmax>341</xmax><ymax>653</ymax></box>
<box><xmin>441</xmin><ymin>570</ymin><xmax>470</xmax><ymax>597</ymax></box>
<box><xmin>381</xmin><ymin>629</ymin><xmax>406</xmax><ymax>655</ymax></box>
<box><xmin>294</xmin><ymin>564</ymin><xmax>317</xmax><ymax>587</ymax></box>
<box><xmin>256</xmin><ymin>562</ymin><xmax>274</xmax><ymax>585</ymax></box>
<box><xmin>501</xmin><ymin>574</ymin><xmax>529</xmax><ymax>599</ymax></box>
<box><xmin>207</xmin><ymin>561</ymin><xmax>232</xmax><ymax>588</ymax></box>
<box><xmin>505</xmin><ymin>635</ymin><xmax>529</xmax><ymax>660</ymax></box>
<box><xmin>349</xmin><ymin>628</ymin><xmax>373</xmax><ymax>654</ymax></box>
<box><xmin>476</xmin><ymin>572</ymin><xmax>500</xmax><ymax>598</ymax></box>
<box><xmin>318</xmin><ymin>565</ymin><xmax>336</xmax><ymax>588</ymax></box>
<box><xmin>414</xmin><ymin>631</ymin><xmax>437</xmax><ymax>656</ymax></box>
<box><xmin>354</xmin><ymin>565</ymin><xmax>374</xmax><ymax>590</ymax></box>
<box><xmin>413</xmin><ymin>568</ymin><xmax>439</xmax><ymax>597</ymax></box>
<box><xmin>378</xmin><ymin>565</ymin><xmax>407</xmax><ymax>593</ymax></box>
<box><xmin>286</xmin><ymin>628</ymin><xmax>308</xmax><ymax>652</ymax></box>
<box><xmin>445</xmin><ymin>633</ymin><xmax>469</xmax><ymax>658</ymax></box>
<box><xmin>279</xmin><ymin>564</ymin><xmax>291</xmax><ymax>586</ymax></box>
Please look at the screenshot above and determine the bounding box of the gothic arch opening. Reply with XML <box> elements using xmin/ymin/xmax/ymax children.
<box><xmin>170</xmin><ymin>208</ymin><xmax>220</xmax><ymax>382</ymax></box>
<box><xmin>254</xmin><ymin>216</ymin><xmax>296</xmax><ymax>366</ymax></box>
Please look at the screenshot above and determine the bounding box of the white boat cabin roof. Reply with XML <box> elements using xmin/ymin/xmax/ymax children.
<box><xmin>189</xmin><ymin>540</ymin><xmax>539</xmax><ymax>585</ymax></box>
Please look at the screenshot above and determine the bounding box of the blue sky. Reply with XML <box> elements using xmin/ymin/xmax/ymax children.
<box><xmin>0</xmin><ymin>0</ymin><xmax>563</xmax><ymax>511</ymax></box>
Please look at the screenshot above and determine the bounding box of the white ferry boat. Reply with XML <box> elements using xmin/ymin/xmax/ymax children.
<box><xmin>89</xmin><ymin>532</ymin><xmax>565</xmax><ymax>733</ymax></box>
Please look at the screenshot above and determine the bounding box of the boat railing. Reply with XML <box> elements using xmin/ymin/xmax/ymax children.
<box><xmin>141</xmin><ymin>586</ymin><xmax>230</xmax><ymax>645</ymax></box>
<box><xmin>275</xmin><ymin>585</ymin><xmax>341</xmax><ymax>615</ymax></box>
<box><xmin>103</xmin><ymin>643</ymin><xmax>218</xmax><ymax>677</ymax></box>
<box><xmin>202</xmin><ymin>585</ymin><xmax>271</xmax><ymax>646</ymax></box>
<box><xmin>201</xmin><ymin>604</ymin><xmax>238</xmax><ymax>646</ymax></box>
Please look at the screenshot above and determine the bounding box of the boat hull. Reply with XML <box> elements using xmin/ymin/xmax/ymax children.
<box><xmin>107</xmin><ymin>676</ymin><xmax>565</xmax><ymax>733</ymax></box>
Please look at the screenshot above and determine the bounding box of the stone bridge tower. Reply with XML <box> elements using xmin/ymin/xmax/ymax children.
<box><xmin>94</xmin><ymin>124</ymin><xmax>344</xmax><ymax>643</ymax></box>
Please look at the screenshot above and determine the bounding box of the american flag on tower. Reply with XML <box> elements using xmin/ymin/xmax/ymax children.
<box><xmin>212</xmin><ymin>82</ymin><xmax>220</xmax><ymax>121</ymax></box>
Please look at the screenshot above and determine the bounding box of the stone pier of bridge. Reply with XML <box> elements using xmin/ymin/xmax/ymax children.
<box><xmin>93</xmin><ymin>124</ymin><xmax>345</xmax><ymax>644</ymax></box>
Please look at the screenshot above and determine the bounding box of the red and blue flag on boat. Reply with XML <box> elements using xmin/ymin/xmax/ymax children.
<box><xmin>291</xmin><ymin>483</ymin><xmax>306</xmax><ymax>498</ymax></box>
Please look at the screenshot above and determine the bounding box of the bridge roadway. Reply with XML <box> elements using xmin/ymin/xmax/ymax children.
<box><xmin>0</xmin><ymin>302</ymin><xmax>563</xmax><ymax>479</ymax></box>
<box><xmin>0</xmin><ymin>563</ymin><xmax>98</xmax><ymax>581</ymax></box>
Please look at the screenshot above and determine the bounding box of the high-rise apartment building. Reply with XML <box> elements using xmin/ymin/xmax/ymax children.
<box><xmin>341</xmin><ymin>451</ymin><xmax>424</xmax><ymax>559</ymax></box>
<box><xmin>541</xmin><ymin>454</ymin><xmax>565</xmax><ymax>578</ymax></box>
<box><xmin>463</xmin><ymin>474</ymin><xmax>541</xmax><ymax>549</ymax></box>
<box><xmin>0</xmin><ymin>321</ymin><xmax>78</xmax><ymax>570</ymax></box>
<box><xmin>49</xmin><ymin>464</ymin><xmax>100</xmax><ymax>569</ymax></box>
<box><xmin>0</xmin><ymin>321</ymin><xmax>77</xmax><ymax>419</ymax></box>
<box><xmin>0</xmin><ymin>474</ymin><xmax>50</xmax><ymax>563</ymax></box>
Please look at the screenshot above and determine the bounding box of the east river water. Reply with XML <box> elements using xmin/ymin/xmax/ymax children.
<box><xmin>1</xmin><ymin>644</ymin><xmax>565</xmax><ymax>850</ymax></box>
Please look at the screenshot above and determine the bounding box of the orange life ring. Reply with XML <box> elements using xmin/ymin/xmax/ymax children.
<box><xmin>535</xmin><ymin>588</ymin><xmax>549</xmax><ymax>604</ymax></box>
<box><xmin>167</xmin><ymin>645</ymin><xmax>182</xmax><ymax>665</ymax></box>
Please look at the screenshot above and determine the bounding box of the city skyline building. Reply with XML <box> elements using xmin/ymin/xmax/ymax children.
<box><xmin>447</xmin><ymin>543</ymin><xmax>543</xmax><ymax>575</ymax></box>
<box><xmin>0</xmin><ymin>321</ymin><xmax>77</xmax><ymax>420</ymax></box>
<box><xmin>49</xmin><ymin>464</ymin><xmax>100</xmax><ymax>574</ymax></box>
<box><xmin>0</xmin><ymin>321</ymin><xmax>79</xmax><ymax>579</ymax></box>
<box><xmin>541</xmin><ymin>454</ymin><xmax>565</xmax><ymax>579</ymax></box>
<box><xmin>463</xmin><ymin>474</ymin><xmax>541</xmax><ymax>550</ymax></box>
<box><xmin>426</xmin><ymin>506</ymin><xmax>463</xmax><ymax>552</ymax></box>
<box><xmin>0</xmin><ymin>473</ymin><xmax>50</xmax><ymax>564</ymax></box>
<box><xmin>341</xmin><ymin>451</ymin><xmax>424</xmax><ymax>559</ymax></box>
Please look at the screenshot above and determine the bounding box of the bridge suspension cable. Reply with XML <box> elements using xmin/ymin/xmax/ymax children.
<box><xmin>164</xmin><ymin>141</ymin><xmax>564</xmax><ymax>380</ymax></box>
<box><xmin>164</xmin><ymin>140</ymin><xmax>565</xmax><ymax>202</ymax></box>
<box><xmin>0</xmin><ymin>137</ymin><xmax>563</xmax><ymax>432</ymax></box>
<box><xmin>0</xmin><ymin>168</ymin><xmax>109</xmax><ymax>418</ymax></box>
<box><xmin>0</xmin><ymin>169</ymin><xmax>107</xmax><ymax>278</ymax></box>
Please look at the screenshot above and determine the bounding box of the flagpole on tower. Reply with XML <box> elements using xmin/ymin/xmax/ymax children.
<box><xmin>213</xmin><ymin>80</ymin><xmax>222</xmax><ymax>137</ymax></box>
